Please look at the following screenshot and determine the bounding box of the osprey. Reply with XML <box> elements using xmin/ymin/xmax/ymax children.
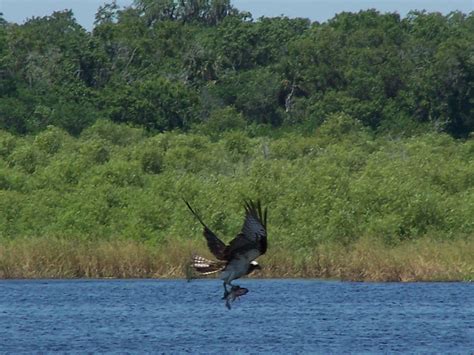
<box><xmin>184</xmin><ymin>200</ymin><xmax>267</xmax><ymax>299</ymax></box>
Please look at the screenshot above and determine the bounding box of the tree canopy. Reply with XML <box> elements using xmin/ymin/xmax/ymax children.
<box><xmin>0</xmin><ymin>5</ymin><xmax>472</xmax><ymax>137</ymax></box>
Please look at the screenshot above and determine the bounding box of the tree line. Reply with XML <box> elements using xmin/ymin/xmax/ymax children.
<box><xmin>0</xmin><ymin>1</ymin><xmax>472</xmax><ymax>137</ymax></box>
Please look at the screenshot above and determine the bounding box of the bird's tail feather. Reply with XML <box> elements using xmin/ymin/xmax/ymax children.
<box><xmin>192</xmin><ymin>255</ymin><xmax>225</xmax><ymax>275</ymax></box>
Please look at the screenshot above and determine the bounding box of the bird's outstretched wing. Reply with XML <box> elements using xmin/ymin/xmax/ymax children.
<box><xmin>226</xmin><ymin>200</ymin><xmax>268</xmax><ymax>259</ymax></box>
<box><xmin>184</xmin><ymin>200</ymin><xmax>228</xmax><ymax>260</ymax></box>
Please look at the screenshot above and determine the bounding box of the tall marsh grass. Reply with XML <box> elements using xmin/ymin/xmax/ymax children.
<box><xmin>1</xmin><ymin>237</ymin><xmax>472</xmax><ymax>281</ymax></box>
<box><xmin>261</xmin><ymin>237</ymin><xmax>474</xmax><ymax>282</ymax></box>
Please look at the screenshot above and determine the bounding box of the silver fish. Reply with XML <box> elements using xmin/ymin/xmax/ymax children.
<box><xmin>225</xmin><ymin>286</ymin><xmax>249</xmax><ymax>309</ymax></box>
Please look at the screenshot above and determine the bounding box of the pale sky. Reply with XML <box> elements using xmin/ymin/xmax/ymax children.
<box><xmin>1</xmin><ymin>0</ymin><xmax>472</xmax><ymax>31</ymax></box>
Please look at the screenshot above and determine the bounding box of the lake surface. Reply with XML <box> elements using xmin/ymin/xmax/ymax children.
<box><xmin>0</xmin><ymin>279</ymin><xmax>472</xmax><ymax>353</ymax></box>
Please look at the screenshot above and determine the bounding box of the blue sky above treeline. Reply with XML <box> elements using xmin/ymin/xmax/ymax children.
<box><xmin>1</xmin><ymin>0</ymin><xmax>472</xmax><ymax>31</ymax></box>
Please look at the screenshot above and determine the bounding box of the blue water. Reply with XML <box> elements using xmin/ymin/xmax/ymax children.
<box><xmin>0</xmin><ymin>279</ymin><xmax>472</xmax><ymax>353</ymax></box>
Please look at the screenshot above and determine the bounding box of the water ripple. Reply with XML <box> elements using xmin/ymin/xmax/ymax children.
<box><xmin>0</xmin><ymin>279</ymin><xmax>472</xmax><ymax>353</ymax></box>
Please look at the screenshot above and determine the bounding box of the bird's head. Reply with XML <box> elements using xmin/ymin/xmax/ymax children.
<box><xmin>248</xmin><ymin>260</ymin><xmax>262</xmax><ymax>274</ymax></box>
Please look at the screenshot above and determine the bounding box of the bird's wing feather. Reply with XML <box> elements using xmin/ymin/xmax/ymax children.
<box><xmin>226</xmin><ymin>200</ymin><xmax>267</xmax><ymax>259</ymax></box>
<box><xmin>184</xmin><ymin>200</ymin><xmax>227</xmax><ymax>260</ymax></box>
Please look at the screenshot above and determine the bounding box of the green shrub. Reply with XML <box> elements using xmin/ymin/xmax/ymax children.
<box><xmin>79</xmin><ymin>138</ymin><xmax>111</xmax><ymax>165</ymax></box>
<box><xmin>222</xmin><ymin>131</ymin><xmax>251</xmax><ymax>160</ymax></box>
<box><xmin>269</xmin><ymin>134</ymin><xmax>319</xmax><ymax>160</ymax></box>
<box><xmin>0</xmin><ymin>120</ymin><xmax>471</xmax><ymax>247</ymax></box>
<box><xmin>81</xmin><ymin>120</ymin><xmax>146</xmax><ymax>146</ymax></box>
<box><xmin>8</xmin><ymin>144</ymin><xmax>46</xmax><ymax>174</ymax></box>
<box><xmin>0</xmin><ymin>130</ymin><xmax>17</xmax><ymax>158</ymax></box>
<box><xmin>0</xmin><ymin>163</ymin><xmax>29</xmax><ymax>192</ymax></box>
<box><xmin>139</xmin><ymin>145</ymin><xmax>164</xmax><ymax>174</ymax></box>
<box><xmin>198</xmin><ymin>106</ymin><xmax>247</xmax><ymax>136</ymax></box>
<box><xmin>35</xmin><ymin>154</ymin><xmax>86</xmax><ymax>188</ymax></box>
<box><xmin>84</xmin><ymin>160</ymin><xmax>145</xmax><ymax>188</ymax></box>
<box><xmin>317</xmin><ymin>112</ymin><xmax>367</xmax><ymax>141</ymax></box>
<box><xmin>33</xmin><ymin>125</ymin><xmax>69</xmax><ymax>154</ymax></box>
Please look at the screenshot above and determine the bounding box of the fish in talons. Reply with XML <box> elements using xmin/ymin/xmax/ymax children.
<box><xmin>224</xmin><ymin>285</ymin><xmax>249</xmax><ymax>310</ymax></box>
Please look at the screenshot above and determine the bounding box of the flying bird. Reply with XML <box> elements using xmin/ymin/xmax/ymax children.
<box><xmin>184</xmin><ymin>199</ymin><xmax>268</xmax><ymax>301</ymax></box>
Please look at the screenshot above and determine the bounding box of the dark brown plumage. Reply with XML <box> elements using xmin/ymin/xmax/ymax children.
<box><xmin>184</xmin><ymin>199</ymin><xmax>268</xmax><ymax>297</ymax></box>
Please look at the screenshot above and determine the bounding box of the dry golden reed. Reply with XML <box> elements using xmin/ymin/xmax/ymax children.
<box><xmin>0</xmin><ymin>237</ymin><xmax>472</xmax><ymax>281</ymax></box>
<box><xmin>259</xmin><ymin>237</ymin><xmax>473</xmax><ymax>282</ymax></box>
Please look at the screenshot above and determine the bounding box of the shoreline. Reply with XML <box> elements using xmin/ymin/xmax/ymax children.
<box><xmin>0</xmin><ymin>277</ymin><xmax>471</xmax><ymax>282</ymax></box>
<box><xmin>1</xmin><ymin>237</ymin><xmax>472</xmax><ymax>282</ymax></box>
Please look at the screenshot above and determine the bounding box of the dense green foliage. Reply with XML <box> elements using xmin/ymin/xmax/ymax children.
<box><xmin>0</xmin><ymin>3</ymin><xmax>472</xmax><ymax>137</ymax></box>
<box><xmin>0</xmin><ymin>3</ymin><xmax>473</xmax><ymax>255</ymax></box>
<box><xmin>0</xmin><ymin>119</ymin><xmax>472</xmax><ymax>248</ymax></box>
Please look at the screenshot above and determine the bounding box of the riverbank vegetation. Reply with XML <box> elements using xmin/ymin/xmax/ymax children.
<box><xmin>0</xmin><ymin>122</ymin><xmax>472</xmax><ymax>280</ymax></box>
<box><xmin>0</xmin><ymin>2</ymin><xmax>472</xmax><ymax>280</ymax></box>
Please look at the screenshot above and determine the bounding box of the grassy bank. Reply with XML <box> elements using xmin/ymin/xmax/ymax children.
<box><xmin>1</xmin><ymin>237</ymin><xmax>472</xmax><ymax>281</ymax></box>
